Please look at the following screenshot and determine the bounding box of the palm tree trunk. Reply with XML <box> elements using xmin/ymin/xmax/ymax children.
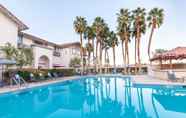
<box><xmin>106</xmin><ymin>49</ymin><xmax>109</xmax><ymax>73</ymax></box>
<box><xmin>137</xmin><ymin>22</ymin><xmax>141</xmax><ymax>74</ymax></box>
<box><xmin>137</xmin><ymin>37</ymin><xmax>141</xmax><ymax>73</ymax></box>
<box><xmin>113</xmin><ymin>46</ymin><xmax>116</xmax><ymax>72</ymax></box>
<box><xmin>99</xmin><ymin>40</ymin><xmax>102</xmax><ymax>73</ymax></box>
<box><xmin>134</xmin><ymin>38</ymin><xmax>137</xmax><ymax>74</ymax></box>
<box><xmin>95</xmin><ymin>38</ymin><xmax>99</xmax><ymax>73</ymax></box>
<box><xmin>148</xmin><ymin>27</ymin><xmax>154</xmax><ymax>60</ymax></box>
<box><xmin>80</xmin><ymin>33</ymin><xmax>83</xmax><ymax>75</ymax></box>
<box><xmin>104</xmin><ymin>48</ymin><xmax>107</xmax><ymax>73</ymax></box>
<box><xmin>121</xmin><ymin>40</ymin><xmax>125</xmax><ymax>74</ymax></box>
<box><xmin>126</xmin><ymin>42</ymin><xmax>129</xmax><ymax>74</ymax></box>
<box><xmin>92</xmin><ymin>38</ymin><xmax>95</xmax><ymax>66</ymax></box>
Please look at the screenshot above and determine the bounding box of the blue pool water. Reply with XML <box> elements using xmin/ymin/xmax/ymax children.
<box><xmin>0</xmin><ymin>76</ymin><xmax>186</xmax><ymax>118</ymax></box>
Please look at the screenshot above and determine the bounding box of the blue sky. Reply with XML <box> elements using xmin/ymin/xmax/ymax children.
<box><xmin>0</xmin><ymin>0</ymin><xmax>186</xmax><ymax>65</ymax></box>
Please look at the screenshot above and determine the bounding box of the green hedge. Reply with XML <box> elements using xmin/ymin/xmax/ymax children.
<box><xmin>4</xmin><ymin>68</ymin><xmax>76</xmax><ymax>82</ymax></box>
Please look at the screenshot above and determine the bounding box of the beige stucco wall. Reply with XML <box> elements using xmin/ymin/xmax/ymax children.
<box><xmin>60</xmin><ymin>46</ymin><xmax>80</xmax><ymax>67</ymax></box>
<box><xmin>0</xmin><ymin>12</ymin><xmax>19</xmax><ymax>58</ymax></box>
<box><xmin>32</xmin><ymin>46</ymin><xmax>53</xmax><ymax>69</ymax></box>
<box><xmin>0</xmin><ymin>12</ymin><xmax>18</xmax><ymax>47</ymax></box>
<box><xmin>22</xmin><ymin>36</ymin><xmax>34</xmax><ymax>46</ymax></box>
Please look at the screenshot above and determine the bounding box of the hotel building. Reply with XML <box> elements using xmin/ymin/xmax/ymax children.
<box><xmin>0</xmin><ymin>4</ymin><xmax>80</xmax><ymax>69</ymax></box>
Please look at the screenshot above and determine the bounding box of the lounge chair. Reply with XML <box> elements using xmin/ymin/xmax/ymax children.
<box><xmin>52</xmin><ymin>72</ymin><xmax>59</xmax><ymax>78</ymax></box>
<box><xmin>167</xmin><ymin>71</ymin><xmax>184</xmax><ymax>82</ymax></box>
<box><xmin>47</xmin><ymin>72</ymin><xmax>55</xmax><ymax>79</ymax></box>
<box><xmin>0</xmin><ymin>80</ymin><xmax>6</xmax><ymax>87</ymax></box>
<box><xmin>57</xmin><ymin>72</ymin><xmax>64</xmax><ymax>77</ymax></box>
<box><xmin>29</xmin><ymin>73</ymin><xmax>38</xmax><ymax>82</ymax></box>
<box><xmin>39</xmin><ymin>73</ymin><xmax>45</xmax><ymax>81</ymax></box>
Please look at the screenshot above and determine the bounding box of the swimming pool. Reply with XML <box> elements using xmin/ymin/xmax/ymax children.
<box><xmin>0</xmin><ymin>76</ymin><xmax>186</xmax><ymax>118</ymax></box>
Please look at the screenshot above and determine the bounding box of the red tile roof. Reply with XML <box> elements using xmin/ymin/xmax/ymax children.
<box><xmin>151</xmin><ymin>47</ymin><xmax>186</xmax><ymax>61</ymax></box>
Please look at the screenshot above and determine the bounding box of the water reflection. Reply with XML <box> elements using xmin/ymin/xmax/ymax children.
<box><xmin>0</xmin><ymin>77</ymin><xmax>186</xmax><ymax>118</ymax></box>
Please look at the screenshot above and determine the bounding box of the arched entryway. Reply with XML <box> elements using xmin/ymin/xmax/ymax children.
<box><xmin>38</xmin><ymin>55</ymin><xmax>50</xmax><ymax>69</ymax></box>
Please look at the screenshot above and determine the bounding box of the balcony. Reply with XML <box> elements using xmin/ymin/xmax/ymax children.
<box><xmin>53</xmin><ymin>51</ymin><xmax>61</xmax><ymax>57</ymax></box>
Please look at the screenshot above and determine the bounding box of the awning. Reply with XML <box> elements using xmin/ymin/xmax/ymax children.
<box><xmin>0</xmin><ymin>58</ymin><xmax>16</xmax><ymax>65</ymax></box>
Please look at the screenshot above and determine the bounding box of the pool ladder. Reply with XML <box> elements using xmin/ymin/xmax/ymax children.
<box><xmin>10</xmin><ymin>76</ymin><xmax>28</xmax><ymax>88</ymax></box>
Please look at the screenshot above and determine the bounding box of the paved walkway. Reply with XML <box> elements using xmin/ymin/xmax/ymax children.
<box><xmin>0</xmin><ymin>76</ymin><xmax>79</xmax><ymax>94</ymax></box>
<box><xmin>132</xmin><ymin>75</ymin><xmax>186</xmax><ymax>86</ymax></box>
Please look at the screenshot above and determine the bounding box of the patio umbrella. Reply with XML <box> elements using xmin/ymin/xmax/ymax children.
<box><xmin>0</xmin><ymin>58</ymin><xmax>16</xmax><ymax>80</ymax></box>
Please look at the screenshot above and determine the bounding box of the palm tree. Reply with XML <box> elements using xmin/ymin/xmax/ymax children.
<box><xmin>92</xmin><ymin>17</ymin><xmax>106</xmax><ymax>73</ymax></box>
<box><xmin>117</xmin><ymin>8</ymin><xmax>131</xmax><ymax>74</ymax></box>
<box><xmin>85</xmin><ymin>43</ymin><xmax>93</xmax><ymax>67</ymax></box>
<box><xmin>147</xmin><ymin>8</ymin><xmax>164</xmax><ymax>60</ymax></box>
<box><xmin>132</xmin><ymin>7</ymin><xmax>146</xmax><ymax>73</ymax></box>
<box><xmin>73</xmin><ymin>16</ymin><xmax>87</xmax><ymax>74</ymax></box>
<box><xmin>84</xmin><ymin>26</ymin><xmax>96</xmax><ymax>68</ymax></box>
<box><xmin>102</xmin><ymin>28</ymin><xmax>110</xmax><ymax>73</ymax></box>
<box><xmin>108</xmin><ymin>31</ymin><xmax>118</xmax><ymax>72</ymax></box>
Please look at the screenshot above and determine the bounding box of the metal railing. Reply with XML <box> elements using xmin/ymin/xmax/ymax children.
<box><xmin>10</xmin><ymin>75</ymin><xmax>28</xmax><ymax>87</ymax></box>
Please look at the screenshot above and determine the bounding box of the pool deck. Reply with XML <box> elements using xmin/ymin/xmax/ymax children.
<box><xmin>0</xmin><ymin>74</ymin><xmax>186</xmax><ymax>94</ymax></box>
<box><xmin>0</xmin><ymin>76</ymin><xmax>80</xmax><ymax>94</ymax></box>
<box><xmin>132</xmin><ymin>75</ymin><xmax>186</xmax><ymax>86</ymax></box>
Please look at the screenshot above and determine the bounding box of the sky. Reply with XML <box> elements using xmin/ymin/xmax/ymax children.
<box><xmin>0</xmin><ymin>0</ymin><xmax>186</xmax><ymax>65</ymax></box>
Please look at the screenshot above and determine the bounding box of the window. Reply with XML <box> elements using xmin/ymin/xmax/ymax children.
<box><xmin>17</xmin><ymin>35</ymin><xmax>23</xmax><ymax>45</ymax></box>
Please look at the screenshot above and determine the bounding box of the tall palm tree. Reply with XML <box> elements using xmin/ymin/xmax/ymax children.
<box><xmin>92</xmin><ymin>17</ymin><xmax>106</xmax><ymax>73</ymax></box>
<box><xmin>73</xmin><ymin>16</ymin><xmax>87</xmax><ymax>74</ymax></box>
<box><xmin>132</xmin><ymin>7</ymin><xmax>146</xmax><ymax>73</ymax></box>
<box><xmin>102</xmin><ymin>28</ymin><xmax>110</xmax><ymax>73</ymax></box>
<box><xmin>117</xmin><ymin>8</ymin><xmax>131</xmax><ymax>74</ymax></box>
<box><xmin>85</xmin><ymin>43</ymin><xmax>93</xmax><ymax>68</ymax></box>
<box><xmin>147</xmin><ymin>8</ymin><xmax>164</xmax><ymax>60</ymax></box>
<box><xmin>84</xmin><ymin>26</ymin><xmax>96</xmax><ymax>67</ymax></box>
<box><xmin>99</xmin><ymin>25</ymin><xmax>109</xmax><ymax>73</ymax></box>
<box><xmin>108</xmin><ymin>31</ymin><xmax>118</xmax><ymax>72</ymax></box>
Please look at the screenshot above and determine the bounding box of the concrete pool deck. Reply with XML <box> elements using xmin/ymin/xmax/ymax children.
<box><xmin>132</xmin><ymin>75</ymin><xmax>186</xmax><ymax>86</ymax></box>
<box><xmin>0</xmin><ymin>76</ymin><xmax>80</xmax><ymax>94</ymax></box>
<box><xmin>0</xmin><ymin>75</ymin><xmax>186</xmax><ymax>94</ymax></box>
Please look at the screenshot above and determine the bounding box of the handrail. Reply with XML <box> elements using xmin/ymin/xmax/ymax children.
<box><xmin>10</xmin><ymin>76</ymin><xmax>28</xmax><ymax>87</ymax></box>
<box><xmin>20</xmin><ymin>77</ymin><xmax>28</xmax><ymax>87</ymax></box>
<box><xmin>11</xmin><ymin>77</ymin><xmax>20</xmax><ymax>87</ymax></box>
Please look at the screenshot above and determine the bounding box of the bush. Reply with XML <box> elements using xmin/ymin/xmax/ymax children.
<box><xmin>8</xmin><ymin>68</ymin><xmax>76</xmax><ymax>82</ymax></box>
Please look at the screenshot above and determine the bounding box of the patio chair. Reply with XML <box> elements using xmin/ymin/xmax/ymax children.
<box><xmin>167</xmin><ymin>71</ymin><xmax>184</xmax><ymax>82</ymax></box>
<box><xmin>57</xmin><ymin>72</ymin><xmax>64</xmax><ymax>77</ymax></box>
<box><xmin>52</xmin><ymin>72</ymin><xmax>59</xmax><ymax>78</ymax></box>
<box><xmin>47</xmin><ymin>72</ymin><xmax>55</xmax><ymax>80</ymax></box>
<box><xmin>29</xmin><ymin>73</ymin><xmax>38</xmax><ymax>82</ymax></box>
<box><xmin>39</xmin><ymin>73</ymin><xmax>45</xmax><ymax>81</ymax></box>
<box><xmin>0</xmin><ymin>80</ymin><xmax>6</xmax><ymax>87</ymax></box>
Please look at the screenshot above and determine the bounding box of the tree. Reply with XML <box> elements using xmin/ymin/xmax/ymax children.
<box><xmin>84</xmin><ymin>26</ymin><xmax>96</xmax><ymax>67</ymax></box>
<box><xmin>92</xmin><ymin>17</ymin><xmax>106</xmax><ymax>73</ymax></box>
<box><xmin>0</xmin><ymin>42</ymin><xmax>34</xmax><ymax>69</ymax></box>
<box><xmin>117</xmin><ymin>8</ymin><xmax>131</xmax><ymax>74</ymax></box>
<box><xmin>132</xmin><ymin>7</ymin><xmax>146</xmax><ymax>73</ymax></box>
<box><xmin>15</xmin><ymin>47</ymin><xmax>34</xmax><ymax>68</ymax></box>
<box><xmin>85</xmin><ymin>43</ymin><xmax>93</xmax><ymax>67</ymax></box>
<box><xmin>0</xmin><ymin>43</ymin><xmax>17</xmax><ymax>60</ymax></box>
<box><xmin>147</xmin><ymin>8</ymin><xmax>164</xmax><ymax>60</ymax></box>
<box><xmin>69</xmin><ymin>57</ymin><xmax>81</xmax><ymax>68</ymax></box>
<box><xmin>108</xmin><ymin>31</ymin><xmax>118</xmax><ymax>71</ymax></box>
<box><xmin>73</xmin><ymin>16</ymin><xmax>87</xmax><ymax>73</ymax></box>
